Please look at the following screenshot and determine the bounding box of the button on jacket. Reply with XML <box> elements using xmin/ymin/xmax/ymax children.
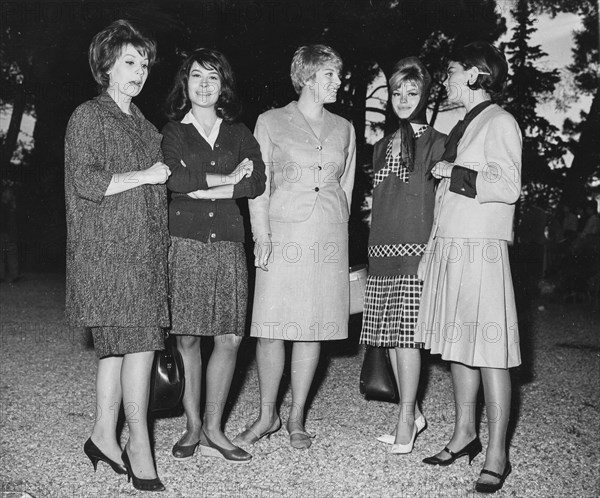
<box><xmin>249</xmin><ymin>101</ymin><xmax>356</xmax><ymax>238</ymax></box>
<box><xmin>162</xmin><ymin>120</ymin><xmax>266</xmax><ymax>243</ymax></box>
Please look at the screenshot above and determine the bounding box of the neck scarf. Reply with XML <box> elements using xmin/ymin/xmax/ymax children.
<box><xmin>396</xmin><ymin>86</ymin><xmax>430</xmax><ymax>172</ymax></box>
<box><xmin>441</xmin><ymin>100</ymin><xmax>494</xmax><ymax>162</ymax></box>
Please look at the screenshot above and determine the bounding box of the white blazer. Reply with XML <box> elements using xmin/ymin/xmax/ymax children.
<box><xmin>435</xmin><ymin>104</ymin><xmax>522</xmax><ymax>241</ymax></box>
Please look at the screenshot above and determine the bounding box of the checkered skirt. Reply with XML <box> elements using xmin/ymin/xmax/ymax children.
<box><xmin>359</xmin><ymin>274</ymin><xmax>423</xmax><ymax>348</ymax></box>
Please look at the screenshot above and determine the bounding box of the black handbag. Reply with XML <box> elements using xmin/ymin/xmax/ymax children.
<box><xmin>359</xmin><ymin>346</ymin><xmax>399</xmax><ymax>403</ymax></box>
<box><xmin>149</xmin><ymin>333</ymin><xmax>185</xmax><ymax>413</ymax></box>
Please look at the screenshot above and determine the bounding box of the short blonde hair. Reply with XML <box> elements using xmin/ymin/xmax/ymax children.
<box><xmin>290</xmin><ymin>44</ymin><xmax>343</xmax><ymax>95</ymax></box>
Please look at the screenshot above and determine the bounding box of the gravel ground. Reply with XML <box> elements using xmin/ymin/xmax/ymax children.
<box><xmin>1</xmin><ymin>275</ymin><xmax>599</xmax><ymax>497</ymax></box>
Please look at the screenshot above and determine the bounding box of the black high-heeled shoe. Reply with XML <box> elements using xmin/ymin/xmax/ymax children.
<box><xmin>475</xmin><ymin>461</ymin><xmax>512</xmax><ymax>493</ymax></box>
<box><xmin>121</xmin><ymin>448</ymin><xmax>165</xmax><ymax>492</ymax></box>
<box><xmin>422</xmin><ymin>437</ymin><xmax>482</xmax><ymax>466</ymax></box>
<box><xmin>199</xmin><ymin>428</ymin><xmax>252</xmax><ymax>464</ymax></box>
<box><xmin>84</xmin><ymin>438</ymin><xmax>127</xmax><ymax>475</ymax></box>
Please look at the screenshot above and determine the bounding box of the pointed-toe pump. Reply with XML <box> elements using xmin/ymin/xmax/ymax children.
<box><xmin>84</xmin><ymin>438</ymin><xmax>127</xmax><ymax>475</ymax></box>
<box><xmin>422</xmin><ymin>437</ymin><xmax>482</xmax><ymax>466</ymax></box>
<box><xmin>377</xmin><ymin>414</ymin><xmax>427</xmax><ymax>445</ymax></box>
<box><xmin>390</xmin><ymin>424</ymin><xmax>418</xmax><ymax>455</ymax></box>
<box><xmin>121</xmin><ymin>448</ymin><xmax>165</xmax><ymax>492</ymax></box>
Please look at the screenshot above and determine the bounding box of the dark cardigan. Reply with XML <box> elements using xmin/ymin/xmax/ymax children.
<box><xmin>368</xmin><ymin>127</ymin><xmax>447</xmax><ymax>276</ymax></box>
<box><xmin>162</xmin><ymin>121</ymin><xmax>266</xmax><ymax>243</ymax></box>
<box><xmin>64</xmin><ymin>93</ymin><xmax>170</xmax><ymax>327</ymax></box>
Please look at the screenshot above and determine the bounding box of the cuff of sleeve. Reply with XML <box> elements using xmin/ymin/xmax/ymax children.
<box><xmin>232</xmin><ymin>181</ymin><xmax>250</xmax><ymax>199</ymax></box>
<box><xmin>449</xmin><ymin>166</ymin><xmax>477</xmax><ymax>198</ymax></box>
<box><xmin>77</xmin><ymin>170</ymin><xmax>113</xmax><ymax>204</ymax></box>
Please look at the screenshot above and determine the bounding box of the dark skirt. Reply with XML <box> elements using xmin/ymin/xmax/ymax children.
<box><xmin>169</xmin><ymin>236</ymin><xmax>247</xmax><ymax>336</ymax></box>
<box><xmin>359</xmin><ymin>274</ymin><xmax>422</xmax><ymax>348</ymax></box>
<box><xmin>90</xmin><ymin>326</ymin><xmax>164</xmax><ymax>359</ymax></box>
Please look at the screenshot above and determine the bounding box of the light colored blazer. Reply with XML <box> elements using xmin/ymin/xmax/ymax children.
<box><xmin>249</xmin><ymin>101</ymin><xmax>356</xmax><ymax>237</ymax></box>
<box><xmin>434</xmin><ymin>104</ymin><xmax>522</xmax><ymax>241</ymax></box>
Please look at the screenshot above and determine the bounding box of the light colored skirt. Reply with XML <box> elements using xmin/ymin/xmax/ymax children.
<box><xmin>251</xmin><ymin>206</ymin><xmax>349</xmax><ymax>342</ymax></box>
<box><xmin>169</xmin><ymin>237</ymin><xmax>247</xmax><ymax>336</ymax></box>
<box><xmin>415</xmin><ymin>237</ymin><xmax>521</xmax><ymax>368</ymax></box>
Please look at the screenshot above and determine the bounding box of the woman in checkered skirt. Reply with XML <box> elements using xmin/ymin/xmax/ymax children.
<box><xmin>359</xmin><ymin>57</ymin><xmax>446</xmax><ymax>454</ymax></box>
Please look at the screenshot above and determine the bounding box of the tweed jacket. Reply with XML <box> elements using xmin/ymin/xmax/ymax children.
<box><xmin>162</xmin><ymin>120</ymin><xmax>266</xmax><ymax>243</ymax></box>
<box><xmin>249</xmin><ymin>102</ymin><xmax>356</xmax><ymax>238</ymax></box>
<box><xmin>64</xmin><ymin>93</ymin><xmax>170</xmax><ymax>327</ymax></box>
<box><xmin>434</xmin><ymin>104</ymin><xmax>522</xmax><ymax>241</ymax></box>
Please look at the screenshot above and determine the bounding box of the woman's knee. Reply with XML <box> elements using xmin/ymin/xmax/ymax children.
<box><xmin>177</xmin><ymin>335</ymin><xmax>201</xmax><ymax>351</ymax></box>
<box><xmin>214</xmin><ymin>333</ymin><xmax>243</xmax><ymax>352</ymax></box>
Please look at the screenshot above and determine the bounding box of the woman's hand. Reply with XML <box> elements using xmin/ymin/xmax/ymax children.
<box><xmin>254</xmin><ymin>233</ymin><xmax>272</xmax><ymax>271</ymax></box>
<box><xmin>141</xmin><ymin>162</ymin><xmax>171</xmax><ymax>185</ymax></box>
<box><xmin>226</xmin><ymin>158</ymin><xmax>253</xmax><ymax>185</ymax></box>
<box><xmin>431</xmin><ymin>160</ymin><xmax>454</xmax><ymax>180</ymax></box>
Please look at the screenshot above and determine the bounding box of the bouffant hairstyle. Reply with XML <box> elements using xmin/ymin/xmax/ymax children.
<box><xmin>389</xmin><ymin>57</ymin><xmax>432</xmax><ymax>96</ymax></box>
<box><xmin>450</xmin><ymin>41</ymin><xmax>508</xmax><ymax>97</ymax></box>
<box><xmin>88</xmin><ymin>19</ymin><xmax>156</xmax><ymax>92</ymax></box>
<box><xmin>290</xmin><ymin>44</ymin><xmax>343</xmax><ymax>95</ymax></box>
<box><xmin>165</xmin><ymin>48</ymin><xmax>241</xmax><ymax>123</ymax></box>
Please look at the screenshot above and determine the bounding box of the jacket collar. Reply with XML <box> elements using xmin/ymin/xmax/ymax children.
<box><xmin>285</xmin><ymin>101</ymin><xmax>335</xmax><ymax>142</ymax></box>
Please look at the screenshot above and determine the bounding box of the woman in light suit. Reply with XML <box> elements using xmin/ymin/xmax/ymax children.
<box><xmin>235</xmin><ymin>45</ymin><xmax>356</xmax><ymax>449</ymax></box>
<box><xmin>415</xmin><ymin>42</ymin><xmax>521</xmax><ymax>493</ymax></box>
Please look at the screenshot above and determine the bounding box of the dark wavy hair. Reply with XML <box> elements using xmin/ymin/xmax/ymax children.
<box><xmin>88</xmin><ymin>19</ymin><xmax>156</xmax><ymax>92</ymax></box>
<box><xmin>450</xmin><ymin>41</ymin><xmax>508</xmax><ymax>98</ymax></box>
<box><xmin>165</xmin><ymin>48</ymin><xmax>241</xmax><ymax>122</ymax></box>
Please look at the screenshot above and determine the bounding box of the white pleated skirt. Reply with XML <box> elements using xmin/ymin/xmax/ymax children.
<box><xmin>415</xmin><ymin>237</ymin><xmax>521</xmax><ymax>368</ymax></box>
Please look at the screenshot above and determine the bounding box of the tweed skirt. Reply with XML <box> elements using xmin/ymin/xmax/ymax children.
<box><xmin>169</xmin><ymin>236</ymin><xmax>247</xmax><ymax>336</ymax></box>
<box><xmin>415</xmin><ymin>237</ymin><xmax>521</xmax><ymax>368</ymax></box>
<box><xmin>360</xmin><ymin>274</ymin><xmax>422</xmax><ymax>348</ymax></box>
<box><xmin>251</xmin><ymin>204</ymin><xmax>349</xmax><ymax>342</ymax></box>
<box><xmin>90</xmin><ymin>326</ymin><xmax>164</xmax><ymax>359</ymax></box>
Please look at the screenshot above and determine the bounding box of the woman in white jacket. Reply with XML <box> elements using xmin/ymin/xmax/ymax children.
<box><xmin>415</xmin><ymin>42</ymin><xmax>522</xmax><ymax>494</ymax></box>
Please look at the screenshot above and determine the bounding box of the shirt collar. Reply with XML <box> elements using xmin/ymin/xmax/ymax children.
<box><xmin>181</xmin><ymin>111</ymin><xmax>223</xmax><ymax>149</ymax></box>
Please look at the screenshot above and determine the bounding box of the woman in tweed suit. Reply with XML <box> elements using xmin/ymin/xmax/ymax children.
<box><xmin>235</xmin><ymin>45</ymin><xmax>356</xmax><ymax>450</ymax></box>
<box><xmin>65</xmin><ymin>20</ymin><xmax>169</xmax><ymax>491</ymax></box>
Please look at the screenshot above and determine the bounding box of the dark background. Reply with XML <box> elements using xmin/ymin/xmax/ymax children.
<box><xmin>1</xmin><ymin>0</ymin><xmax>598</xmax><ymax>276</ymax></box>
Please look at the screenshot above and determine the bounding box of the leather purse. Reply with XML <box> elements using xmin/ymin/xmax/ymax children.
<box><xmin>349</xmin><ymin>264</ymin><xmax>368</xmax><ymax>315</ymax></box>
<box><xmin>149</xmin><ymin>333</ymin><xmax>185</xmax><ymax>413</ymax></box>
<box><xmin>359</xmin><ymin>346</ymin><xmax>399</xmax><ymax>403</ymax></box>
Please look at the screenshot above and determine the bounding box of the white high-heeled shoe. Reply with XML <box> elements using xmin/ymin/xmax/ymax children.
<box><xmin>390</xmin><ymin>424</ymin><xmax>418</xmax><ymax>454</ymax></box>
<box><xmin>376</xmin><ymin>414</ymin><xmax>426</xmax><ymax>445</ymax></box>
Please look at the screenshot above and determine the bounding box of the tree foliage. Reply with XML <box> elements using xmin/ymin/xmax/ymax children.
<box><xmin>501</xmin><ymin>0</ymin><xmax>567</xmax><ymax>210</ymax></box>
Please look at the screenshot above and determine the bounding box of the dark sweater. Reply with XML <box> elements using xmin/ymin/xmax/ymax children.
<box><xmin>162</xmin><ymin>120</ymin><xmax>266</xmax><ymax>243</ymax></box>
<box><xmin>368</xmin><ymin>127</ymin><xmax>446</xmax><ymax>276</ymax></box>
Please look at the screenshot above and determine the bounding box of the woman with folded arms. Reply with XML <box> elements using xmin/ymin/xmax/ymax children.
<box><xmin>416</xmin><ymin>41</ymin><xmax>522</xmax><ymax>494</ymax></box>
<box><xmin>162</xmin><ymin>48</ymin><xmax>266</xmax><ymax>464</ymax></box>
<box><xmin>65</xmin><ymin>20</ymin><xmax>170</xmax><ymax>492</ymax></box>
